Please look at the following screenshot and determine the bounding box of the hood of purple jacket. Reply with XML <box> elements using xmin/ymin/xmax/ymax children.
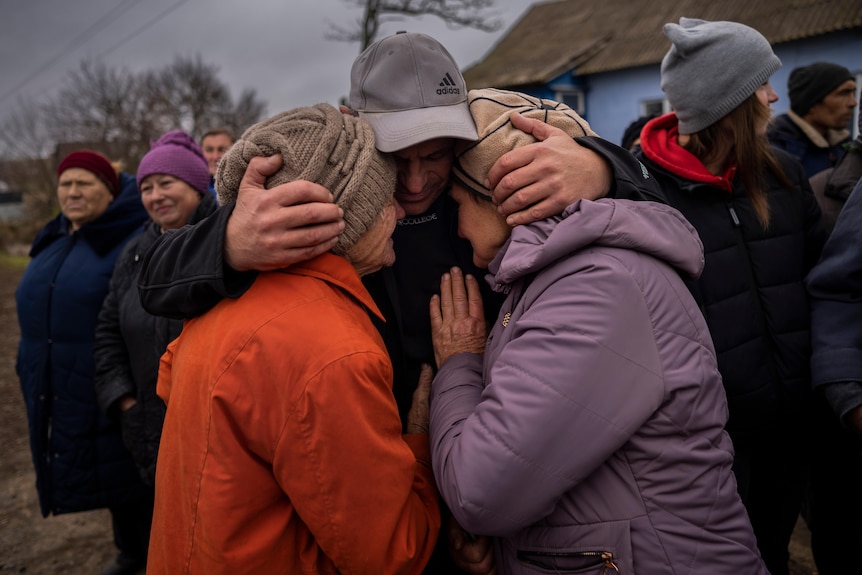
<box><xmin>489</xmin><ymin>199</ymin><xmax>703</xmax><ymax>289</ymax></box>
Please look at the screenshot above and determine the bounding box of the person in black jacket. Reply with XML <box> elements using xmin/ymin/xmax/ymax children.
<box><xmin>137</xmin><ymin>32</ymin><xmax>663</xmax><ymax>575</ymax></box>
<box><xmin>635</xmin><ymin>18</ymin><xmax>827</xmax><ymax>575</ymax></box>
<box><xmin>93</xmin><ymin>131</ymin><xmax>217</xmax><ymax>575</ymax></box>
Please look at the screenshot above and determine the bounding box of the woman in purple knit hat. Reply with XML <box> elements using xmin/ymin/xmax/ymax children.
<box><xmin>92</xmin><ymin>130</ymin><xmax>218</xmax><ymax>575</ymax></box>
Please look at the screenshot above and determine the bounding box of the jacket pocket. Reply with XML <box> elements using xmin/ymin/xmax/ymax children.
<box><xmin>506</xmin><ymin>519</ymin><xmax>634</xmax><ymax>574</ymax></box>
<box><xmin>517</xmin><ymin>549</ymin><xmax>618</xmax><ymax>573</ymax></box>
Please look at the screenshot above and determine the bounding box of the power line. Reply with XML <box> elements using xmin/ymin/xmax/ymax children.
<box><xmin>0</xmin><ymin>0</ymin><xmax>144</xmax><ymax>104</ymax></box>
<box><xmin>96</xmin><ymin>0</ymin><xmax>189</xmax><ymax>62</ymax></box>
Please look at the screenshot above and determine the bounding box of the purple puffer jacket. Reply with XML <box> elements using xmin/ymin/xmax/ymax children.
<box><xmin>429</xmin><ymin>198</ymin><xmax>766</xmax><ymax>574</ymax></box>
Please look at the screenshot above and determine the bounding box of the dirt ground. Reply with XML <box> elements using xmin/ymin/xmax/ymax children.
<box><xmin>0</xmin><ymin>260</ymin><xmax>118</xmax><ymax>574</ymax></box>
<box><xmin>0</xmin><ymin>258</ymin><xmax>820</xmax><ymax>574</ymax></box>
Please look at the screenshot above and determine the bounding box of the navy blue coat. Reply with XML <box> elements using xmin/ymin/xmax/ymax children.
<box><xmin>15</xmin><ymin>172</ymin><xmax>149</xmax><ymax>516</ymax></box>
<box><xmin>808</xmin><ymin>177</ymin><xmax>862</xmax><ymax>419</ymax></box>
<box><xmin>768</xmin><ymin>113</ymin><xmax>849</xmax><ymax>178</ymax></box>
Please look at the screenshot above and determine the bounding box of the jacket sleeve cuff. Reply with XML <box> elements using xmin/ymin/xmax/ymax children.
<box><xmin>821</xmin><ymin>381</ymin><xmax>862</xmax><ymax>429</ymax></box>
<box><xmin>576</xmin><ymin>136</ymin><xmax>666</xmax><ymax>204</ymax></box>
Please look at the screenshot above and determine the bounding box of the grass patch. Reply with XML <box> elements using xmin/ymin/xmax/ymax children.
<box><xmin>0</xmin><ymin>253</ymin><xmax>30</xmax><ymax>270</ymax></box>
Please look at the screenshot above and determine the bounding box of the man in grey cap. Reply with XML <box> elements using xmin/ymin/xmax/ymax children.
<box><xmin>137</xmin><ymin>30</ymin><xmax>662</xmax><ymax>575</ymax></box>
<box><xmin>768</xmin><ymin>61</ymin><xmax>857</xmax><ymax>177</ymax></box>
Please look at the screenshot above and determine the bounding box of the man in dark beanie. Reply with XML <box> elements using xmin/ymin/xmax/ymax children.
<box><xmin>768</xmin><ymin>61</ymin><xmax>857</xmax><ymax>177</ymax></box>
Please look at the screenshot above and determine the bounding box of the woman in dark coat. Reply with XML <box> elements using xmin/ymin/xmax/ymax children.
<box><xmin>635</xmin><ymin>18</ymin><xmax>826</xmax><ymax>575</ymax></box>
<box><xmin>15</xmin><ymin>150</ymin><xmax>150</xmax><ymax>575</ymax></box>
<box><xmin>93</xmin><ymin>130</ymin><xmax>217</xmax><ymax>570</ymax></box>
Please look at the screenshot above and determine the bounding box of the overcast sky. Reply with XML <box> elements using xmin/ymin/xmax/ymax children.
<box><xmin>0</xmin><ymin>0</ymin><xmax>534</xmax><ymax>127</ymax></box>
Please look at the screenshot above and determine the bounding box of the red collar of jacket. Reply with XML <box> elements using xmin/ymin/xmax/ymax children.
<box><xmin>640</xmin><ymin>112</ymin><xmax>736</xmax><ymax>193</ymax></box>
<box><xmin>281</xmin><ymin>252</ymin><xmax>385</xmax><ymax>323</ymax></box>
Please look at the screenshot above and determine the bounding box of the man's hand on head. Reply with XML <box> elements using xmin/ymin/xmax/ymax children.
<box><xmin>487</xmin><ymin>112</ymin><xmax>612</xmax><ymax>227</ymax></box>
<box><xmin>224</xmin><ymin>154</ymin><xmax>345</xmax><ymax>271</ymax></box>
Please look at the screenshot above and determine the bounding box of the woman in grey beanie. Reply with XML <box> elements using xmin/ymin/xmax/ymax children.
<box><xmin>634</xmin><ymin>17</ymin><xmax>827</xmax><ymax>575</ymax></box>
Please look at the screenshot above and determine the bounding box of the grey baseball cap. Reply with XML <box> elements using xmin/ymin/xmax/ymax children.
<box><xmin>349</xmin><ymin>31</ymin><xmax>479</xmax><ymax>153</ymax></box>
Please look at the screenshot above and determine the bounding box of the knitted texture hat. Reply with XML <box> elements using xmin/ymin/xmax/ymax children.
<box><xmin>349</xmin><ymin>31</ymin><xmax>478</xmax><ymax>152</ymax></box>
<box><xmin>58</xmin><ymin>150</ymin><xmax>119</xmax><ymax>198</ymax></box>
<box><xmin>452</xmin><ymin>89</ymin><xmax>596</xmax><ymax>198</ymax></box>
<box><xmin>216</xmin><ymin>103</ymin><xmax>396</xmax><ymax>255</ymax></box>
<box><xmin>661</xmin><ymin>18</ymin><xmax>782</xmax><ymax>134</ymax></box>
<box><xmin>136</xmin><ymin>130</ymin><xmax>211</xmax><ymax>195</ymax></box>
<box><xmin>788</xmin><ymin>62</ymin><xmax>854</xmax><ymax>116</ymax></box>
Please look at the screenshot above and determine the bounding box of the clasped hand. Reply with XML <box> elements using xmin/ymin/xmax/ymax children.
<box><xmin>430</xmin><ymin>267</ymin><xmax>488</xmax><ymax>368</ymax></box>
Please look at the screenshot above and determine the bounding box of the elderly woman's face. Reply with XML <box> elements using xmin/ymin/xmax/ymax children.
<box><xmin>450</xmin><ymin>182</ymin><xmax>510</xmax><ymax>269</ymax></box>
<box><xmin>57</xmin><ymin>167</ymin><xmax>114</xmax><ymax>231</ymax></box>
<box><xmin>346</xmin><ymin>197</ymin><xmax>405</xmax><ymax>277</ymax></box>
<box><xmin>140</xmin><ymin>174</ymin><xmax>202</xmax><ymax>231</ymax></box>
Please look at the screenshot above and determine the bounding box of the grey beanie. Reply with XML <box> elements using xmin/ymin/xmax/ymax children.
<box><xmin>216</xmin><ymin>103</ymin><xmax>396</xmax><ymax>256</ymax></box>
<box><xmin>661</xmin><ymin>18</ymin><xmax>782</xmax><ymax>134</ymax></box>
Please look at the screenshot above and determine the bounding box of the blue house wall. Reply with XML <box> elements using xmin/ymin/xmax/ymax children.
<box><xmin>577</xmin><ymin>29</ymin><xmax>862</xmax><ymax>147</ymax></box>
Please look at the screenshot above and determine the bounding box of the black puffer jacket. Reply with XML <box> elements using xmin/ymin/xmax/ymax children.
<box><xmin>638</xmin><ymin>117</ymin><xmax>826</xmax><ymax>444</ymax></box>
<box><xmin>94</xmin><ymin>193</ymin><xmax>217</xmax><ymax>485</ymax></box>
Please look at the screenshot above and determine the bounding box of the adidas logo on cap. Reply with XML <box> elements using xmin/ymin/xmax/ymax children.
<box><xmin>437</xmin><ymin>72</ymin><xmax>461</xmax><ymax>95</ymax></box>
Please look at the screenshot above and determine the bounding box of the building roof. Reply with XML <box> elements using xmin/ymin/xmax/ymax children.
<box><xmin>463</xmin><ymin>0</ymin><xmax>862</xmax><ymax>89</ymax></box>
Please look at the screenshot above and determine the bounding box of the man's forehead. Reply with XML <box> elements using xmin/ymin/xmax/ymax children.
<box><xmin>830</xmin><ymin>80</ymin><xmax>858</xmax><ymax>94</ymax></box>
<box><xmin>202</xmin><ymin>134</ymin><xmax>232</xmax><ymax>145</ymax></box>
<box><xmin>391</xmin><ymin>137</ymin><xmax>455</xmax><ymax>158</ymax></box>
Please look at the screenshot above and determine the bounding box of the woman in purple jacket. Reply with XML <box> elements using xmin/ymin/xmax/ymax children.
<box><xmin>428</xmin><ymin>89</ymin><xmax>767</xmax><ymax>574</ymax></box>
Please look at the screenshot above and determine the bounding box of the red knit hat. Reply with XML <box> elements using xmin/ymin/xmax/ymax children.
<box><xmin>57</xmin><ymin>150</ymin><xmax>120</xmax><ymax>198</ymax></box>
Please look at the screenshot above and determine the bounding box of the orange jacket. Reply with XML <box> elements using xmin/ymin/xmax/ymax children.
<box><xmin>148</xmin><ymin>253</ymin><xmax>440</xmax><ymax>574</ymax></box>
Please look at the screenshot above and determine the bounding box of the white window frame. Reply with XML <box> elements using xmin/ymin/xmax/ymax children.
<box><xmin>641</xmin><ymin>98</ymin><xmax>671</xmax><ymax>117</ymax></box>
<box><xmin>553</xmin><ymin>89</ymin><xmax>586</xmax><ymax>115</ymax></box>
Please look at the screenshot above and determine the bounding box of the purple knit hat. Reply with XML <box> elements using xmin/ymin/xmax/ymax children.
<box><xmin>136</xmin><ymin>130</ymin><xmax>211</xmax><ymax>195</ymax></box>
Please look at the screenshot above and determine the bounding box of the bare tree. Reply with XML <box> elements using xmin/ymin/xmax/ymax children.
<box><xmin>7</xmin><ymin>56</ymin><xmax>266</xmax><ymax>173</ymax></box>
<box><xmin>147</xmin><ymin>55</ymin><xmax>232</xmax><ymax>140</ymax></box>
<box><xmin>328</xmin><ymin>0</ymin><xmax>502</xmax><ymax>51</ymax></box>
<box><xmin>232</xmin><ymin>89</ymin><xmax>267</xmax><ymax>137</ymax></box>
<box><xmin>0</xmin><ymin>55</ymin><xmax>266</xmax><ymax>245</ymax></box>
<box><xmin>0</xmin><ymin>97</ymin><xmax>64</xmax><ymax>223</ymax></box>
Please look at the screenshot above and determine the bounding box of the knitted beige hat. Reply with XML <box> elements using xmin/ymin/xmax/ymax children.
<box><xmin>452</xmin><ymin>89</ymin><xmax>597</xmax><ymax>198</ymax></box>
<box><xmin>216</xmin><ymin>103</ymin><xmax>396</xmax><ymax>255</ymax></box>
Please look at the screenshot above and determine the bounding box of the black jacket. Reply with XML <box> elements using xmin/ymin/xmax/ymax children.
<box><xmin>138</xmin><ymin>137</ymin><xmax>665</xmax><ymax>422</ymax></box>
<box><xmin>637</xmin><ymin>147</ymin><xmax>826</xmax><ymax>443</ymax></box>
<box><xmin>94</xmin><ymin>193</ymin><xmax>218</xmax><ymax>485</ymax></box>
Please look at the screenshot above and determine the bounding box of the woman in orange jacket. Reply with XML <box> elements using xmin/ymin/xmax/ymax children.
<box><xmin>147</xmin><ymin>104</ymin><xmax>440</xmax><ymax>575</ymax></box>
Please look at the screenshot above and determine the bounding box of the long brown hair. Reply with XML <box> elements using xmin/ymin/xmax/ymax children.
<box><xmin>683</xmin><ymin>93</ymin><xmax>792</xmax><ymax>228</ymax></box>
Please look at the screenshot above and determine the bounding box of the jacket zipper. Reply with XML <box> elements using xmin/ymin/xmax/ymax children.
<box><xmin>517</xmin><ymin>549</ymin><xmax>619</xmax><ymax>573</ymax></box>
<box><xmin>726</xmin><ymin>202</ymin><xmax>785</xmax><ymax>413</ymax></box>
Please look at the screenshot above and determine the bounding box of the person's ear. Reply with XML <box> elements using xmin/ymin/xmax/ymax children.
<box><xmin>339</xmin><ymin>105</ymin><xmax>359</xmax><ymax>117</ymax></box>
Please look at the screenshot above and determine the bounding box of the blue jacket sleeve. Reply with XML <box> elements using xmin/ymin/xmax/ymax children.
<box><xmin>807</xmin><ymin>177</ymin><xmax>862</xmax><ymax>420</ymax></box>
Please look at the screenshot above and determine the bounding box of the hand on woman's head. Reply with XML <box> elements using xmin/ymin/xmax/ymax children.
<box><xmin>487</xmin><ymin>113</ymin><xmax>611</xmax><ymax>226</ymax></box>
